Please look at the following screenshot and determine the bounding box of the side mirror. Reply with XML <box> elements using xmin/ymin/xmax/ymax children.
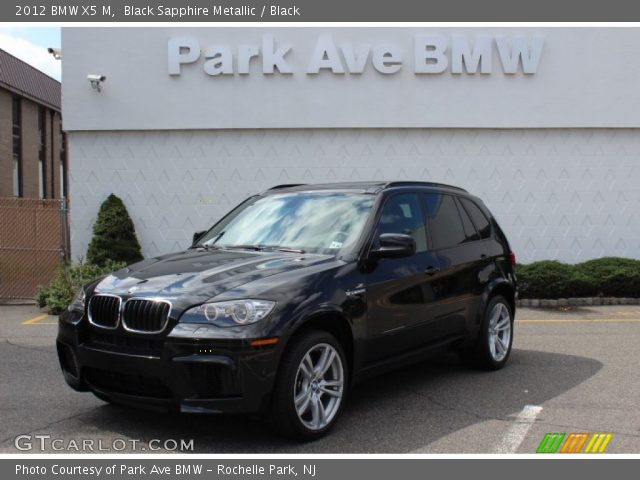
<box><xmin>370</xmin><ymin>233</ymin><xmax>416</xmax><ymax>259</ymax></box>
<box><xmin>192</xmin><ymin>230</ymin><xmax>207</xmax><ymax>244</ymax></box>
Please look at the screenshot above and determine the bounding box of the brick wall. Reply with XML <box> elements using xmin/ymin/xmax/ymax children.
<box><xmin>20</xmin><ymin>99</ymin><xmax>38</xmax><ymax>199</ymax></box>
<box><xmin>0</xmin><ymin>87</ymin><xmax>64</xmax><ymax>199</ymax></box>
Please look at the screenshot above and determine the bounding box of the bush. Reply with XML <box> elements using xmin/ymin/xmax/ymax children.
<box><xmin>575</xmin><ymin>257</ymin><xmax>640</xmax><ymax>278</ymax></box>
<box><xmin>86</xmin><ymin>194</ymin><xmax>143</xmax><ymax>267</ymax></box>
<box><xmin>517</xmin><ymin>261</ymin><xmax>573</xmax><ymax>298</ymax></box>
<box><xmin>592</xmin><ymin>266</ymin><xmax>640</xmax><ymax>297</ymax></box>
<box><xmin>564</xmin><ymin>271</ymin><xmax>598</xmax><ymax>298</ymax></box>
<box><xmin>518</xmin><ymin>257</ymin><xmax>640</xmax><ymax>299</ymax></box>
<box><xmin>36</xmin><ymin>260</ymin><xmax>126</xmax><ymax>314</ymax></box>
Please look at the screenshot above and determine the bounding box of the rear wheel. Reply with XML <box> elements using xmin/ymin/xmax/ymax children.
<box><xmin>460</xmin><ymin>295</ymin><xmax>513</xmax><ymax>370</ymax></box>
<box><xmin>270</xmin><ymin>330</ymin><xmax>347</xmax><ymax>440</ymax></box>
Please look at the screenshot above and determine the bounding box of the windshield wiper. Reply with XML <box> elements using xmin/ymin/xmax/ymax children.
<box><xmin>223</xmin><ymin>244</ymin><xmax>267</xmax><ymax>251</ymax></box>
<box><xmin>223</xmin><ymin>244</ymin><xmax>305</xmax><ymax>254</ymax></box>
<box><xmin>191</xmin><ymin>232</ymin><xmax>225</xmax><ymax>250</ymax></box>
<box><xmin>192</xmin><ymin>244</ymin><xmax>221</xmax><ymax>251</ymax></box>
<box><xmin>274</xmin><ymin>247</ymin><xmax>305</xmax><ymax>254</ymax></box>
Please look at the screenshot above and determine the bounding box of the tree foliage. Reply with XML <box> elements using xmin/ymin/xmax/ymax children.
<box><xmin>86</xmin><ymin>194</ymin><xmax>143</xmax><ymax>267</ymax></box>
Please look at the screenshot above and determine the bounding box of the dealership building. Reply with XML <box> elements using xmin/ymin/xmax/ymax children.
<box><xmin>62</xmin><ymin>27</ymin><xmax>640</xmax><ymax>263</ymax></box>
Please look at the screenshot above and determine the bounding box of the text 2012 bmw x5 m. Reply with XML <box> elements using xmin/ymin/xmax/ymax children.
<box><xmin>57</xmin><ymin>181</ymin><xmax>517</xmax><ymax>439</ymax></box>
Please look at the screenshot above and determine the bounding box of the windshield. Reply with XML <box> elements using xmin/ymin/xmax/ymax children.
<box><xmin>197</xmin><ymin>192</ymin><xmax>375</xmax><ymax>254</ymax></box>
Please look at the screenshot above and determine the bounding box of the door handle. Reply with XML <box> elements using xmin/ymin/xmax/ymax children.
<box><xmin>424</xmin><ymin>266</ymin><xmax>440</xmax><ymax>276</ymax></box>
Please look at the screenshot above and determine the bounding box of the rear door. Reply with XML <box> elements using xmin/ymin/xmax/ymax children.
<box><xmin>421</xmin><ymin>192</ymin><xmax>487</xmax><ymax>336</ymax></box>
<box><xmin>457</xmin><ymin>196</ymin><xmax>505</xmax><ymax>312</ymax></box>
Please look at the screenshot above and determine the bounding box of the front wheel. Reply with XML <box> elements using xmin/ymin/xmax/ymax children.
<box><xmin>460</xmin><ymin>295</ymin><xmax>514</xmax><ymax>370</ymax></box>
<box><xmin>270</xmin><ymin>330</ymin><xmax>347</xmax><ymax>440</ymax></box>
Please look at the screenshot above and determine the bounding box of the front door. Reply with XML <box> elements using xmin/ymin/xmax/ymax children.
<box><xmin>364</xmin><ymin>192</ymin><xmax>443</xmax><ymax>363</ymax></box>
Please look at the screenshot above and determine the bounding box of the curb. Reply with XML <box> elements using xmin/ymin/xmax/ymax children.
<box><xmin>517</xmin><ymin>297</ymin><xmax>640</xmax><ymax>308</ymax></box>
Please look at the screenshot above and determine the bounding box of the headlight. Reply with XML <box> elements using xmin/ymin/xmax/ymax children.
<box><xmin>180</xmin><ymin>299</ymin><xmax>276</xmax><ymax>327</ymax></box>
<box><xmin>68</xmin><ymin>288</ymin><xmax>86</xmax><ymax>312</ymax></box>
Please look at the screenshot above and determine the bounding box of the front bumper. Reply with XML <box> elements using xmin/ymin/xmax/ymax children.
<box><xmin>56</xmin><ymin>312</ymin><xmax>281</xmax><ymax>414</ymax></box>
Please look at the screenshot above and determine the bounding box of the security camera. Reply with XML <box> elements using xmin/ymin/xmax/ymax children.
<box><xmin>87</xmin><ymin>74</ymin><xmax>106</xmax><ymax>92</ymax></box>
<box><xmin>47</xmin><ymin>47</ymin><xmax>62</xmax><ymax>60</ymax></box>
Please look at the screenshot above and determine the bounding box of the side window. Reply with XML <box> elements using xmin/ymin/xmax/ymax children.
<box><xmin>460</xmin><ymin>197</ymin><xmax>492</xmax><ymax>239</ymax></box>
<box><xmin>423</xmin><ymin>193</ymin><xmax>466</xmax><ymax>249</ymax></box>
<box><xmin>455</xmin><ymin>197</ymin><xmax>480</xmax><ymax>242</ymax></box>
<box><xmin>377</xmin><ymin>193</ymin><xmax>427</xmax><ymax>252</ymax></box>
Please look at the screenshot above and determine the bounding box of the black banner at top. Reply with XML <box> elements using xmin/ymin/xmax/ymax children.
<box><xmin>4</xmin><ymin>0</ymin><xmax>640</xmax><ymax>22</ymax></box>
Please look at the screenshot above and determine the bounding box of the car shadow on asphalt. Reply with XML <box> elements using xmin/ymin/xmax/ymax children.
<box><xmin>79</xmin><ymin>348</ymin><xmax>602</xmax><ymax>453</ymax></box>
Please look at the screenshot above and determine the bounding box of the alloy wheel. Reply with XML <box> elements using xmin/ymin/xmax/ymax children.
<box><xmin>293</xmin><ymin>343</ymin><xmax>344</xmax><ymax>431</ymax></box>
<box><xmin>487</xmin><ymin>302</ymin><xmax>512</xmax><ymax>362</ymax></box>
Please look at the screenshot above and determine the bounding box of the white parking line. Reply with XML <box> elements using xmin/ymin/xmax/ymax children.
<box><xmin>493</xmin><ymin>405</ymin><xmax>543</xmax><ymax>454</ymax></box>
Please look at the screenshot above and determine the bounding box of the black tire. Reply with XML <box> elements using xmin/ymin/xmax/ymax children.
<box><xmin>270</xmin><ymin>330</ymin><xmax>348</xmax><ymax>441</ymax></box>
<box><xmin>459</xmin><ymin>295</ymin><xmax>514</xmax><ymax>370</ymax></box>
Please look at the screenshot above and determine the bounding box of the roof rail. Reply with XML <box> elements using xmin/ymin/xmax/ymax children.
<box><xmin>383</xmin><ymin>181</ymin><xmax>468</xmax><ymax>193</ymax></box>
<box><xmin>267</xmin><ymin>184</ymin><xmax>307</xmax><ymax>191</ymax></box>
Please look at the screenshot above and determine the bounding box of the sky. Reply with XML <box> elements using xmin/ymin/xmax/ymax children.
<box><xmin>0</xmin><ymin>27</ymin><xmax>61</xmax><ymax>80</ymax></box>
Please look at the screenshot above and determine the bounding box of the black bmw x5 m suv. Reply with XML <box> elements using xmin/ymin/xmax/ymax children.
<box><xmin>57</xmin><ymin>181</ymin><xmax>517</xmax><ymax>439</ymax></box>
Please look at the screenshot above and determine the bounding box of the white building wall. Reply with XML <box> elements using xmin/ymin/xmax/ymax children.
<box><xmin>61</xmin><ymin>28</ymin><xmax>640</xmax><ymax>130</ymax></box>
<box><xmin>69</xmin><ymin>128</ymin><xmax>640</xmax><ymax>263</ymax></box>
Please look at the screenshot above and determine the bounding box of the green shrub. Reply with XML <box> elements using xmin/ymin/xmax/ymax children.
<box><xmin>595</xmin><ymin>267</ymin><xmax>640</xmax><ymax>297</ymax></box>
<box><xmin>564</xmin><ymin>271</ymin><xmax>598</xmax><ymax>298</ymax></box>
<box><xmin>575</xmin><ymin>257</ymin><xmax>640</xmax><ymax>278</ymax></box>
<box><xmin>86</xmin><ymin>194</ymin><xmax>143</xmax><ymax>267</ymax></box>
<box><xmin>518</xmin><ymin>257</ymin><xmax>640</xmax><ymax>299</ymax></box>
<box><xmin>517</xmin><ymin>260</ymin><xmax>573</xmax><ymax>298</ymax></box>
<box><xmin>35</xmin><ymin>287</ymin><xmax>48</xmax><ymax>309</ymax></box>
<box><xmin>36</xmin><ymin>260</ymin><xmax>126</xmax><ymax>314</ymax></box>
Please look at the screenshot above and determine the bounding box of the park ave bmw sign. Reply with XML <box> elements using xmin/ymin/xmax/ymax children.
<box><xmin>168</xmin><ymin>34</ymin><xmax>544</xmax><ymax>76</ymax></box>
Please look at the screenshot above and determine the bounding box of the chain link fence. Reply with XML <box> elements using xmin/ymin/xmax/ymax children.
<box><xmin>0</xmin><ymin>197</ymin><xmax>69</xmax><ymax>302</ymax></box>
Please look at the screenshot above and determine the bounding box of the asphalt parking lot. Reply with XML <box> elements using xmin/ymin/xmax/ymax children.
<box><xmin>1</xmin><ymin>304</ymin><xmax>639</xmax><ymax>453</ymax></box>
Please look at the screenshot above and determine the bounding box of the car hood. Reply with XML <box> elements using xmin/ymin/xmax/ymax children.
<box><xmin>92</xmin><ymin>248</ymin><xmax>334</xmax><ymax>308</ymax></box>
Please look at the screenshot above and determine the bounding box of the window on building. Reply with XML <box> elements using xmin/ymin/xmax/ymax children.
<box><xmin>12</xmin><ymin>96</ymin><xmax>22</xmax><ymax>197</ymax></box>
<box><xmin>38</xmin><ymin>107</ymin><xmax>47</xmax><ymax>198</ymax></box>
<box><xmin>60</xmin><ymin>127</ymin><xmax>67</xmax><ymax>198</ymax></box>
